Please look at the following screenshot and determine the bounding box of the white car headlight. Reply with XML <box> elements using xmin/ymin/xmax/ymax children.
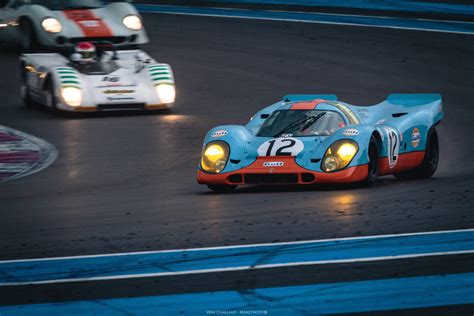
<box><xmin>42</xmin><ymin>18</ymin><xmax>62</xmax><ymax>33</ymax></box>
<box><xmin>156</xmin><ymin>84</ymin><xmax>175</xmax><ymax>104</ymax></box>
<box><xmin>123</xmin><ymin>15</ymin><xmax>142</xmax><ymax>31</ymax></box>
<box><xmin>61</xmin><ymin>87</ymin><xmax>82</xmax><ymax>107</ymax></box>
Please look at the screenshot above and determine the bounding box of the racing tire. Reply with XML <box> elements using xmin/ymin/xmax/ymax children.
<box><xmin>207</xmin><ymin>184</ymin><xmax>237</xmax><ymax>193</ymax></box>
<box><xmin>360</xmin><ymin>135</ymin><xmax>379</xmax><ymax>186</ymax></box>
<box><xmin>394</xmin><ymin>127</ymin><xmax>439</xmax><ymax>180</ymax></box>
<box><xmin>20</xmin><ymin>68</ymin><xmax>34</xmax><ymax>108</ymax></box>
<box><xmin>20</xmin><ymin>19</ymin><xmax>38</xmax><ymax>52</ymax></box>
<box><xmin>46</xmin><ymin>77</ymin><xmax>59</xmax><ymax>114</ymax></box>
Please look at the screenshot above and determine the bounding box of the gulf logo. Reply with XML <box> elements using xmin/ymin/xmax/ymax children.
<box><xmin>411</xmin><ymin>128</ymin><xmax>421</xmax><ymax>148</ymax></box>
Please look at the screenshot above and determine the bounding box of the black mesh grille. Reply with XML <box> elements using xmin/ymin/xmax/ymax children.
<box><xmin>244</xmin><ymin>173</ymin><xmax>298</xmax><ymax>184</ymax></box>
<box><xmin>98</xmin><ymin>103</ymin><xmax>145</xmax><ymax>111</ymax></box>
<box><xmin>228</xmin><ymin>174</ymin><xmax>243</xmax><ymax>183</ymax></box>
<box><xmin>69</xmin><ymin>37</ymin><xmax>127</xmax><ymax>44</ymax></box>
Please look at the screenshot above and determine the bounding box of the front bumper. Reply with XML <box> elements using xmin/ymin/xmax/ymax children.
<box><xmin>197</xmin><ymin>157</ymin><xmax>368</xmax><ymax>185</ymax></box>
<box><xmin>59</xmin><ymin>103</ymin><xmax>173</xmax><ymax>112</ymax></box>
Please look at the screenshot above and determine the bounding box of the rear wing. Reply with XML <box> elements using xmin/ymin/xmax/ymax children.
<box><xmin>358</xmin><ymin>93</ymin><xmax>443</xmax><ymax>127</ymax></box>
<box><xmin>387</xmin><ymin>94</ymin><xmax>441</xmax><ymax>107</ymax></box>
<box><xmin>283</xmin><ymin>94</ymin><xmax>337</xmax><ymax>102</ymax></box>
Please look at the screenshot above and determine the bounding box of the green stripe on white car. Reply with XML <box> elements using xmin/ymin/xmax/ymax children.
<box><xmin>148</xmin><ymin>64</ymin><xmax>174</xmax><ymax>86</ymax></box>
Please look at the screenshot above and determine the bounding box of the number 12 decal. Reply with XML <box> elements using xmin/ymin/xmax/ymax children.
<box><xmin>385</xmin><ymin>127</ymin><xmax>400</xmax><ymax>168</ymax></box>
<box><xmin>258</xmin><ymin>138</ymin><xmax>304</xmax><ymax>157</ymax></box>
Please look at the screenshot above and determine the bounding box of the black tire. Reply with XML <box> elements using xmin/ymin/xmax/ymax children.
<box><xmin>20</xmin><ymin>67</ymin><xmax>34</xmax><ymax>107</ymax></box>
<box><xmin>360</xmin><ymin>135</ymin><xmax>379</xmax><ymax>186</ymax></box>
<box><xmin>394</xmin><ymin>127</ymin><xmax>439</xmax><ymax>180</ymax></box>
<box><xmin>207</xmin><ymin>184</ymin><xmax>237</xmax><ymax>193</ymax></box>
<box><xmin>45</xmin><ymin>77</ymin><xmax>59</xmax><ymax>114</ymax></box>
<box><xmin>20</xmin><ymin>19</ymin><xmax>38</xmax><ymax>52</ymax></box>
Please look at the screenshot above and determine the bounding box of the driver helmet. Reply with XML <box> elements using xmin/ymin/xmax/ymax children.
<box><xmin>74</xmin><ymin>42</ymin><xmax>96</xmax><ymax>63</ymax></box>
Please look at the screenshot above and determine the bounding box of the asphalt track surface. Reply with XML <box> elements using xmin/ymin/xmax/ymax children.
<box><xmin>0</xmin><ymin>11</ymin><xmax>474</xmax><ymax>313</ymax></box>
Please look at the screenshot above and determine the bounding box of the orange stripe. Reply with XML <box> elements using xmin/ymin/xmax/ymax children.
<box><xmin>378</xmin><ymin>151</ymin><xmax>425</xmax><ymax>176</ymax></box>
<box><xmin>64</xmin><ymin>10</ymin><xmax>112</xmax><ymax>37</ymax></box>
<box><xmin>290</xmin><ymin>99</ymin><xmax>327</xmax><ymax>110</ymax></box>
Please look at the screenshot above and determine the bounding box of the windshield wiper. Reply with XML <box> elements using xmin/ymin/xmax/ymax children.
<box><xmin>273</xmin><ymin>112</ymin><xmax>327</xmax><ymax>137</ymax></box>
<box><xmin>301</xmin><ymin>112</ymin><xmax>326</xmax><ymax>131</ymax></box>
<box><xmin>272</xmin><ymin>116</ymin><xmax>309</xmax><ymax>137</ymax></box>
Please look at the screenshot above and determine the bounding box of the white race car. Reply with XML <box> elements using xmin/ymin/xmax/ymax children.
<box><xmin>20</xmin><ymin>44</ymin><xmax>176</xmax><ymax>112</ymax></box>
<box><xmin>0</xmin><ymin>0</ymin><xmax>148</xmax><ymax>50</ymax></box>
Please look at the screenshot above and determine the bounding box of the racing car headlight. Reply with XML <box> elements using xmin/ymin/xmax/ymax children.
<box><xmin>156</xmin><ymin>84</ymin><xmax>176</xmax><ymax>104</ymax></box>
<box><xmin>42</xmin><ymin>18</ymin><xmax>62</xmax><ymax>33</ymax></box>
<box><xmin>322</xmin><ymin>140</ymin><xmax>358</xmax><ymax>172</ymax></box>
<box><xmin>123</xmin><ymin>15</ymin><xmax>142</xmax><ymax>31</ymax></box>
<box><xmin>201</xmin><ymin>141</ymin><xmax>230</xmax><ymax>174</ymax></box>
<box><xmin>61</xmin><ymin>87</ymin><xmax>82</xmax><ymax>107</ymax></box>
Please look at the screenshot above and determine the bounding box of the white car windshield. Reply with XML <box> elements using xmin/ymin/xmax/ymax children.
<box><xmin>257</xmin><ymin>110</ymin><xmax>346</xmax><ymax>137</ymax></box>
<box><xmin>30</xmin><ymin>0</ymin><xmax>112</xmax><ymax>10</ymax></box>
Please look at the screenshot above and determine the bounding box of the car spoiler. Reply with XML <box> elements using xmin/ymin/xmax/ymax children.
<box><xmin>387</xmin><ymin>94</ymin><xmax>442</xmax><ymax>107</ymax></box>
<box><xmin>283</xmin><ymin>94</ymin><xmax>337</xmax><ymax>102</ymax></box>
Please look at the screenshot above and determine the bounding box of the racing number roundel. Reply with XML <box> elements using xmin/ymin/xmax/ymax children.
<box><xmin>257</xmin><ymin>138</ymin><xmax>304</xmax><ymax>157</ymax></box>
<box><xmin>385</xmin><ymin>127</ymin><xmax>400</xmax><ymax>168</ymax></box>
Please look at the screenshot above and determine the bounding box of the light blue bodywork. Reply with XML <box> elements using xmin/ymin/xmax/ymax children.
<box><xmin>202</xmin><ymin>94</ymin><xmax>443</xmax><ymax>174</ymax></box>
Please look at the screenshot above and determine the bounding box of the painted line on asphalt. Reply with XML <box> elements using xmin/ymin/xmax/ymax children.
<box><xmin>1</xmin><ymin>272</ymin><xmax>473</xmax><ymax>315</ymax></box>
<box><xmin>0</xmin><ymin>126</ymin><xmax>57</xmax><ymax>183</ymax></box>
<box><xmin>0</xmin><ymin>228</ymin><xmax>473</xmax><ymax>286</ymax></box>
<box><xmin>156</xmin><ymin>0</ymin><xmax>474</xmax><ymax>16</ymax></box>
<box><xmin>136</xmin><ymin>4</ymin><xmax>474</xmax><ymax>35</ymax></box>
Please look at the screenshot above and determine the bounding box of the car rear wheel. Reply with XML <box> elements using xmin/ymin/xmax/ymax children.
<box><xmin>207</xmin><ymin>184</ymin><xmax>237</xmax><ymax>193</ymax></box>
<box><xmin>361</xmin><ymin>135</ymin><xmax>379</xmax><ymax>186</ymax></box>
<box><xmin>394</xmin><ymin>127</ymin><xmax>439</xmax><ymax>180</ymax></box>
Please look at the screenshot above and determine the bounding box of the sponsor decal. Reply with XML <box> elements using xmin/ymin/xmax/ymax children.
<box><xmin>338</xmin><ymin>122</ymin><xmax>346</xmax><ymax>128</ymax></box>
<box><xmin>376</xmin><ymin>119</ymin><xmax>387</xmax><ymax>125</ymax></box>
<box><xmin>258</xmin><ymin>138</ymin><xmax>304</xmax><ymax>157</ymax></box>
<box><xmin>103</xmin><ymin>89</ymin><xmax>135</xmax><ymax>95</ymax></box>
<box><xmin>263</xmin><ymin>161</ymin><xmax>284</xmax><ymax>167</ymax></box>
<box><xmin>411</xmin><ymin>127</ymin><xmax>421</xmax><ymax>148</ymax></box>
<box><xmin>211</xmin><ymin>130</ymin><xmax>228</xmax><ymax>138</ymax></box>
<box><xmin>385</xmin><ymin>126</ymin><xmax>400</xmax><ymax>168</ymax></box>
<box><xmin>79</xmin><ymin>20</ymin><xmax>100</xmax><ymax>28</ymax></box>
<box><xmin>107</xmin><ymin>96</ymin><xmax>135</xmax><ymax>101</ymax></box>
<box><xmin>342</xmin><ymin>128</ymin><xmax>359</xmax><ymax>136</ymax></box>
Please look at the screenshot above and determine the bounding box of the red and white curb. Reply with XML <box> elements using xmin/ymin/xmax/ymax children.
<box><xmin>0</xmin><ymin>125</ymin><xmax>57</xmax><ymax>182</ymax></box>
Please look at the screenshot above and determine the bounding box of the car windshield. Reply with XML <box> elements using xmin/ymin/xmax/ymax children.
<box><xmin>72</xmin><ymin>61</ymin><xmax>119</xmax><ymax>75</ymax></box>
<box><xmin>257</xmin><ymin>110</ymin><xmax>346</xmax><ymax>137</ymax></box>
<box><xmin>29</xmin><ymin>0</ymin><xmax>120</xmax><ymax>10</ymax></box>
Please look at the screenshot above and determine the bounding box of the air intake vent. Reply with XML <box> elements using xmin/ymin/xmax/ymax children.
<box><xmin>392</xmin><ymin>112</ymin><xmax>408</xmax><ymax>118</ymax></box>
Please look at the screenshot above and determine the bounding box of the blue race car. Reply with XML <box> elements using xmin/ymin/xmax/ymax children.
<box><xmin>197</xmin><ymin>94</ymin><xmax>443</xmax><ymax>192</ymax></box>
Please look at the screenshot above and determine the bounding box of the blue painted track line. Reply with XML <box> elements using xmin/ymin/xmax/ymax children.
<box><xmin>0</xmin><ymin>229</ymin><xmax>473</xmax><ymax>285</ymax></box>
<box><xmin>136</xmin><ymin>4</ymin><xmax>474</xmax><ymax>35</ymax></box>
<box><xmin>1</xmin><ymin>272</ymin><xmax>473</xmax><ymax>315</ymax></box>
<box><xmin>169</xmin><ymin>0</ymin><xmax>474</xmax><ymax>16</ymax></box>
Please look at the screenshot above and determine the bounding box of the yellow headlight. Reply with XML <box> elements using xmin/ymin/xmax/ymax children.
<box><xmin>156</xmin><ymin>84</ymin><xmax>176</xmax><ymax>104</ymax></box>
<box><xmin>322</xmin><ymin>140</ymin><xmax>358</xmax><ymax>172</ymax></box>
<box><xmin>123</xmin><ymin>15</ymin><xmax>142</xmax><ymax>31</ymax></box>
<box><xmin>61</xmin><ymin>87</ymin><xmax>82</xmax><ymax>107</ymax></box>
<box><xmin>337</xmin><ymin>143</ymin><xmax>358</xmax><ymax>163</ymax></box>
<box><xmin>201</xmin><ymin>141</ymin><xmax>229</xmax><ymax>173</ymax></box>
<box><xmin>42</xmin><ymin>18</ymin><xmax>62</xmax><ymax>33</ymax></box>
